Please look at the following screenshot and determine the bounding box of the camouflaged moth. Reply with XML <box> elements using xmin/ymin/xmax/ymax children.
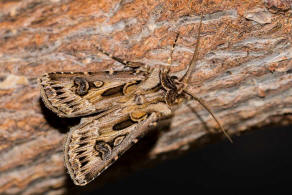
<box><xmin>39</xmin><ymin>14</ymin><xmax>232</xmax><ymax>186</ymax></box>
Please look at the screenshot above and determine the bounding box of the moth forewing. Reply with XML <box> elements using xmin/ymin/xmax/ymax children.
<box><xmin>39</xmin><ymin>71</ymin><xmax>146</xmax><ymax>117</ymax></box>
<box><xmin>64</xmin><ymin>107</ymin><xmax>159</xmax><ymax>186</ymax></box>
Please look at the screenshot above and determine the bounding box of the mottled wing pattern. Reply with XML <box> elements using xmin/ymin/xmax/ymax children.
<box><xmin>39</xmin><ymin>12</ymin><xmax>231</xmax><ymax>187</ymax></box>
<box><xmin>64</xmin><ymin>107</ymin><xmax>158</xmax><ymax>185</ymax></box>
<box><xmin>39</xmin><ymin>71</ymin><xmax>146</xmax><ymax>117</ymax></box>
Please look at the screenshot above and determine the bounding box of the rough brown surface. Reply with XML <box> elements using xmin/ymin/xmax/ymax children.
<box><xmin>0</xmin><ymin>0</ymin><xmax>292</xmax><ymax>194</ymax></box>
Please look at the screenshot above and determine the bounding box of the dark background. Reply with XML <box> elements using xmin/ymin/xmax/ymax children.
<box><xmin>84</xmin><ymin>125</ymin><xmax>292</xmax><ymax>194</ymax></box>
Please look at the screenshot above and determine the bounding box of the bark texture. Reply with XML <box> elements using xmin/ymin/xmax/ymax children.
<box><xmin>1</xmin><ymin>0</ymin><xmax>292</xmax><ymax>194</ymax></box>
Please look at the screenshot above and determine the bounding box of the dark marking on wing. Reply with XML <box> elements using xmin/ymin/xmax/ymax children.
<box><xmin>95</xmin><ymin>141</ymin><xmax>112</xmax><ymax>160</ymax></box>
<box><xmin>113</xmin><ymin>118</ymin><xmax>136</xmax><ymax>130</ymax></box>
<box><xmin>74</xmin><ymin>77</ymin><xmax>89</xmax><ymax>96</ymax></box>
<box><xmin>101</xmin><ymin>85</ymin><xmax>125</xmax><ymax>96</ymax></box>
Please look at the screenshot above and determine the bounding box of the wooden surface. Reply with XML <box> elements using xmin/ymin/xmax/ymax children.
<box><xmin>0</xmin><ymin>0</ymin><xmax>292</xmax><ymax>194</ymax></box>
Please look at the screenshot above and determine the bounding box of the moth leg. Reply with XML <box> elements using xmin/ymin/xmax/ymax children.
<box><xmin>163</xmin><ymin>32</ymin><xmax>180</xmax><ymax>74</ymax></box>
<box><xmin>95</xmin><ymin>46</ymin><xmax>145</xmax><ymax>69</ymax></box>
<box><xmin>168</xmin><ymin>33</ymin><xmax>180</xmax><ymax>67</ymax></box>
<box><xmin>183</xmin><ymin>89</ymin><xmax>233</xmax><ymax>143</ymax></box>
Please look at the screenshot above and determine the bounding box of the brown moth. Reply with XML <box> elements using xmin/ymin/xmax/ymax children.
<box><xmin>39</xmin><ymin>14</ymin><xmax>232</xmax><ymax>186</ymax></box>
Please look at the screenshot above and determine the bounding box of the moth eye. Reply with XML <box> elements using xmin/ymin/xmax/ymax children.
<box><xmin>93</xmin><ymin>80</ymin><xmax>104</xmax><ymax>88</ymax></box>
<box><xmin>95</xmin><ymin>141</ymin><xmax>112</xmax><ymax>160</ymax></box>
<box><xmin>113</xmin><ymin>135</ymin><xmax>126</xmax><ymax>146</ymax></box>
<box><xmin>74</xmin><ymin>77</ymin><xmax>89</xmax><ymax>96</ymax></box>
<box><xmin>170</xmin><ymin>76</ymin><xmax>183</xmax><ymax>86</ymax></box>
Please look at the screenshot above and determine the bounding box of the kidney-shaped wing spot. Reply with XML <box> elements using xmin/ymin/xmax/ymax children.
<box><xmin>73</xmin><ymin>77</ymin><xmax>90</xmax><ymax>96</ymax></box>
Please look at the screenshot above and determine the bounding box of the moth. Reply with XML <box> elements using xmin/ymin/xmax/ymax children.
<box><xmin>39</xmin><ymin>15</ymin><xmax>232</xmax><ymax>186</ymax></box>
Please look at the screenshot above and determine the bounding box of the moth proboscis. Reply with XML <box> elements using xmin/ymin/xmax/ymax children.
<box><xmin>39</xmin><ymin>14</ymin><xmax>232</xmax><ymax>186</ymax></box>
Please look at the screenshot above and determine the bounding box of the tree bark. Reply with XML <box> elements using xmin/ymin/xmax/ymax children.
<box><xmin>0</xmin><ymin>0</ymin><xmax>292</xmax><ymax>194</ymax></box>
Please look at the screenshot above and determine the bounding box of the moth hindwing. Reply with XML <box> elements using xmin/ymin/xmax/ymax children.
<box><xmin>39</xmin><ymin>14</ymin><xmax>232</xmax><ymax>186</ymax></box>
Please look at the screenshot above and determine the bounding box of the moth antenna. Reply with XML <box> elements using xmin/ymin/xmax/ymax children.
<box><xmin>180</xmin><ymin>13</ymin><xmax>203</xmax><ymax>83</ymax></box>
<box><xmin>95</xmin><ymin>46</ymin><xmax>144</xmax><ymax>68</ymax></box>
<box><xmin>164</xmin><ymin>32</ymin><xmax>180</xmax><ymax>74</ymax></box>
<box><xmin>168</xmin><ymin>32</ymin><xmax>180</xmax><ymax>66</ymax></box>
<box><xmin>96</xmin><ymin>46</ymin><xmax>127</xmax><ymax>66</ymax></box>
<box><xmin>183</xmin><ymin>89</ymin><xmax>233</xmax><ymax>143</ymax></box>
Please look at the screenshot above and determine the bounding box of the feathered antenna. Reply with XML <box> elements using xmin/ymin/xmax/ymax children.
<box><xmin>181</xmin><ymin>13</ymin><xmax>233</xmax><ymax>143</ymax></box>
